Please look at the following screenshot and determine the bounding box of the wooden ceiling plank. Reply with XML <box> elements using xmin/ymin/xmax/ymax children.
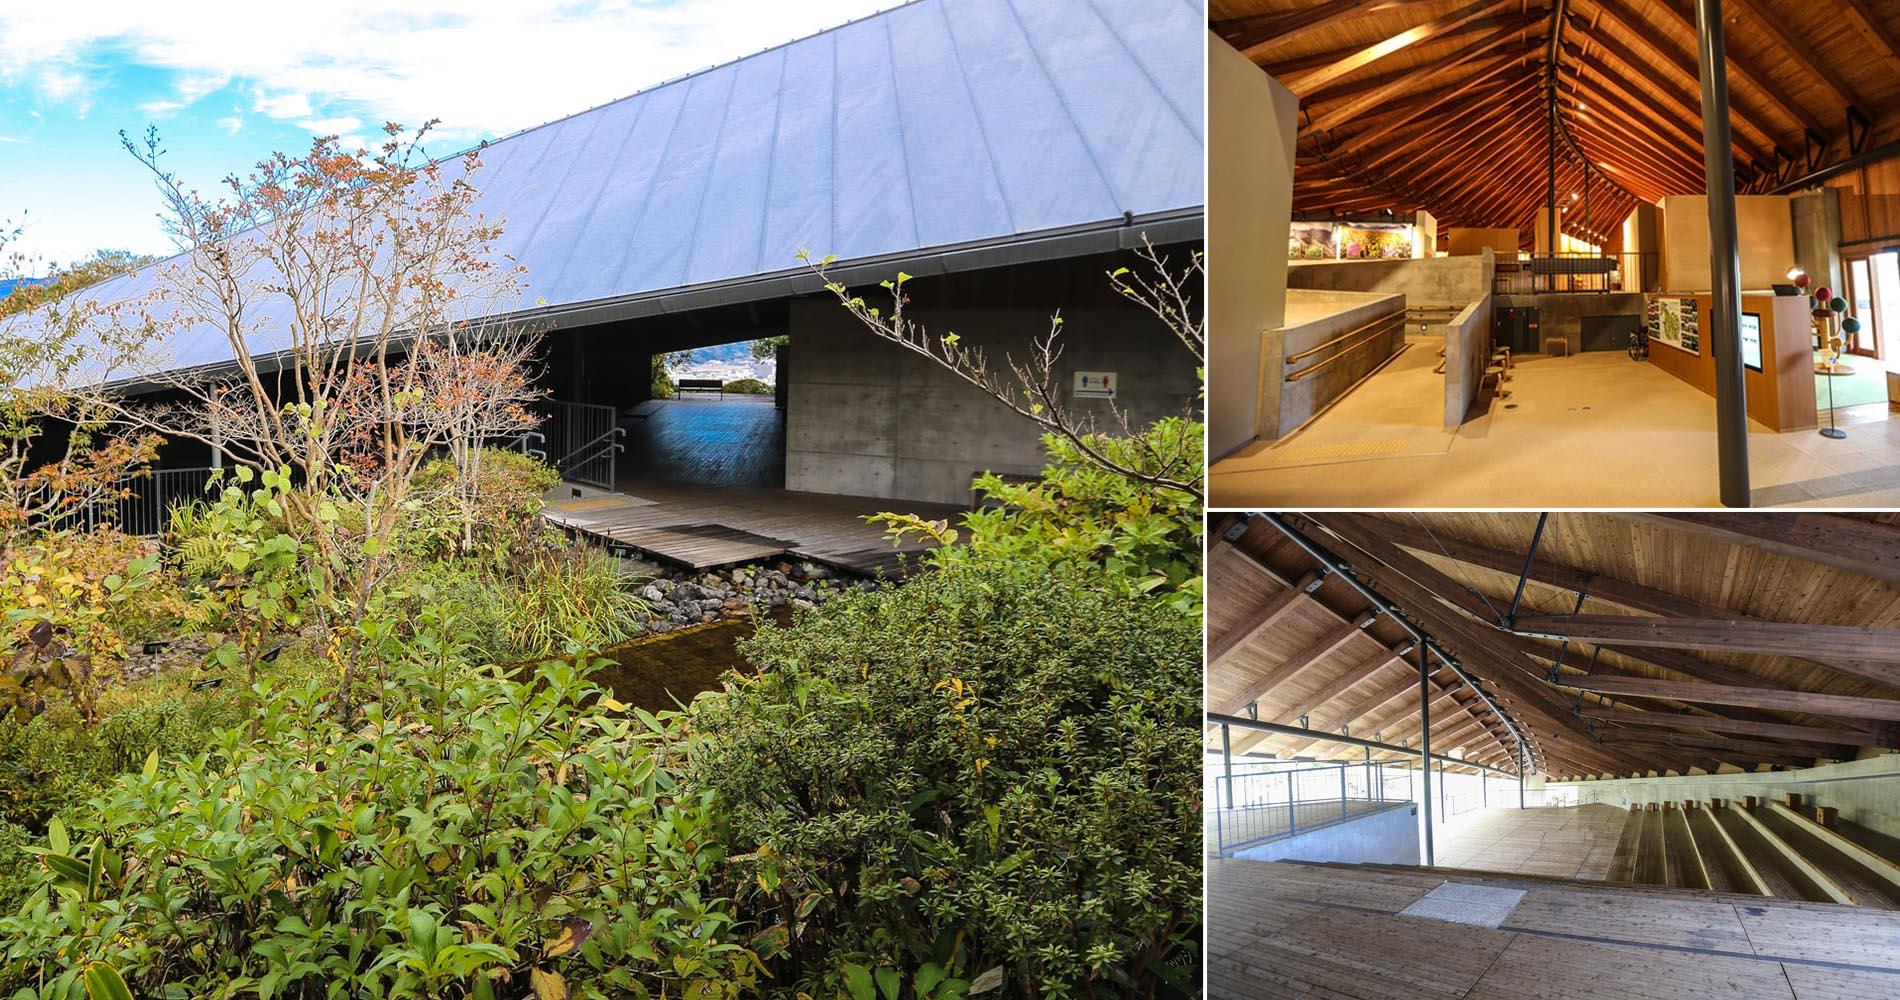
<box><xmin>1514</xmin><ymin>613</ymin><xmax>1900</xmax><ymax>667</ymax></box>
<box><xmin>1837</xmin><ymin>0</ymin><xmax>1900</xmax><ymax>75</ymax></box>
<box><xmin>1729</xmin><ymin>0</ymin><xmax>1868</xmax><ymax>110</ymax></box>
<box><xmin>1208</xmin><ymin>571</ymin><xmax>1321</xmax><ymax>669</ymax></box>
<box><xmin>1615</xmin><ymin>512</ymin><xmax>1900</xmax><ymax>584</ymax></box>
<box><xmin>1583</xmin><ymin>706</ymin><xmax>1898</xmax><ymax>748</ymax></box>
<box><xmin>1567</xmin><ymin>674</ymin><xmax>1900</xmax><ymax>721</ymax></box>
<box><xmin>1307</xmin><ymin>24</ymin><xmax>1542</xmax><ymax>134</ymax></box>
<box><xmin>1217</xmin><ymin>612</ymin><xmax>1379</xmax><ymax>716</ymax></box>
<box><xmin>1284</xmin><ymin>0</ymin><xmax>1528</xmax><ymax>96</ymax></box>
<box><xmin>1236</xmin><ymin>0</ymin><xmax>1399</xmax><ymax>62</ymax></box>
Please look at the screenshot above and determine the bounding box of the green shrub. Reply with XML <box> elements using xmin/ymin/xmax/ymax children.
<box><xmin>880</xmin><ymin>421</ymin><xmax>1204</xmax><ymax>618</ymax></box>
<box><xmin>411</xmin><ymin>447</ymin><xmax>560</xmax><ymax>556</ymax></box>
<box><xmin>724</xmin><ymin>378</ymin><xmax>772</xmax><ymax>395</ymax></box>
<box><xmin>686</xmin><ymin>554</ymin><xmax>1202</xmax><ymax>999</ymax></box>
<box><xmin>0</xmin><ymin>612</ymin><xmax>754</xmax><ymax>999</ymax></box>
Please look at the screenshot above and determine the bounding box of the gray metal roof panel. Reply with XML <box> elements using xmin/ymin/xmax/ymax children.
<box><xmin>26</xmin><ymin>0</ymin><xmax>1203</xmax><ymax>385</ymax></box>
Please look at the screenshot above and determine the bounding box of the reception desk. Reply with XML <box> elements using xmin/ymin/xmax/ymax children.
<box><xmin>1643</xmin><ymin>292</ymin><xmax>1816</xmax><ymax>431</ymax></box>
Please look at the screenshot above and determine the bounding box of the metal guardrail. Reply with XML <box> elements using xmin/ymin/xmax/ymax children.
<box><xmin>27</xmin><ymin>466</ymin><xmax>221</xmax><ymax>538</ymax></box>
<box><xmin>1207</xmin><ymin>760</ymin><xmax>1412</xmax><ymax>856</ymax></box>
<box><xmin>1495</xmin><ymin>251</ymin><xmax>1659</xmax><ymax>294</ymax></box>
<box><xmin>543</xmin><ymin>400</ymin><xmax>623</xmax><ymax>490</ymax></box>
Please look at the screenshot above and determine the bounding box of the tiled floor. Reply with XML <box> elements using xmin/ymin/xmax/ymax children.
<box><xmin>1212</xmin><ymin>350</ymin><xmax>1900</xmax><ymax>507</ymax></box>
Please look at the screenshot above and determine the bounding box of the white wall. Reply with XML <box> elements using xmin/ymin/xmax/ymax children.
<box><xmin>1552</xmin><ymin>756</ymin><xmax>1900</xmax><ymax>838</ymax></box>
<box><xmin>1207</xmin><ymin>31</ymin><xmax>1298</xmax><ymax>459</ymax></box>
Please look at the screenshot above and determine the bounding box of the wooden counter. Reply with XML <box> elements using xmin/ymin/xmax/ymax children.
<box><xmin>1644</xmin><ymin>292</ymin><xmax>1816</xmax><ymax>431</ymax></box>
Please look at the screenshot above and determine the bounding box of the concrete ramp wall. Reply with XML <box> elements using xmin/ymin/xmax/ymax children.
<box><xmin>1288</xmin><ymin>252</ymin><xmax>1494</xmax><ymax>307</ymax></box>
<box><xmin>1444</xmin><ymin>295</ymin><xmax>1495</xmax><ymax>429</ymax></box>
<box><xmin>1266</xmin><ymin>289</ymin><xmax>1405</xmax><ymax>439</ymax></box>
<box><xmin>1230</xmin><ymin>802</ymin><xmax>1421</xmax><ymax>865</ymax></box>
<box><xmin>1554</xmin><ymin>756</ymin><xmax>1900</xmax><ymax>840</ymax></box>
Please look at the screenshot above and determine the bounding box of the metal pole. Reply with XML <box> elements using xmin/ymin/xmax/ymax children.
<box><xmin>1340</xmin><ymin>765</ymin><xmax>1348</xmax><ymax>821</ymax></box>
<box><xmin>1439</xmin><ymin>757</ymin><xmax>1447</xmax><ymax>821</ymax></box>
<box><xmin>1483</xmin><ymin>772</ymin><xmax>1489</xmax><ymax>809</ymax></box>
<box><xmin>1221</xmin><ymin>724</ymin><xmax>1234</xmax><ymax>810</ymax></box>
<box><xmin>1418</xmin><ymin>640</ymin><xmax>1435</xmax><ymax>864</ymax></box>
<box><xmin>1286</xmin><ymin>771</ymin><xmax>1297</xmax><ymax>837</ymax></box>
<box><xmin>1696</xmin><ymin>0</ymin><xmax>1751</xmax><ymax>507</ymax></box>
<box><xmin>1519</xmin><ymin>754</ymin><xmax>1527</xmax><ymax>810</ymax></box>
<box><xmin>1506</xmin><ymin>512</ymin><xmax>1549</xmax><ymax>626</ymax></box>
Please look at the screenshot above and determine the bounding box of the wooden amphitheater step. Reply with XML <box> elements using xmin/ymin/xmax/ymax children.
<box><xmin>1732</xmin><ymin>803</ymin><xmax>1857</xmax><ymax>905</ymax></box>
<box><xmin>1690</xmin><ymin>800</ymin><xmax>1771</xmax><ymax>896</ymax></box>
<box><xmin>1757</xmin><ymin>801</ymin><xmax>1900</xmax><ymax>910</ymax></box>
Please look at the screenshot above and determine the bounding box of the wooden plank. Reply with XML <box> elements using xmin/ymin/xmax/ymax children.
<box><xmin>1566</xmin><ymin>675</ymin><xmax>1900</xmax><ymax>722</ymax></box>
<box><xmin>1208</xmin><ymin>572</ymin><xmax>1320</xmax><ymax>669</ymax></box>
<box><xmin>1583</xmin><ymin>707</ymin><xmax>1892</xmax><ymax>748</ymax></box>
<box><xmin>1766</xmin><ymin>801</ymin><xmax>1900</xmax><ymax>904</ymax></box>
<box><xmin>1514</xmin><ymin>613</ymin><xmax>1900</xmax><ymax>664</ymax></box>
<box><xmin>1729</xmin><ymin>803</ymin><xmax>1859</xmax><ymax>905</ymax></box>
<box><xmin>1692</xmin><ymin>802</ymin><xmax>1773</xmax><ymax>897</ymax></box>
<box><xmin>1614</xmin><ymin>512</ymin><xmax>1900</xmax><ymax>584</ymax></box>
<box><xmin>1285</xmin><ymin>0</ymin><xmax>1524</xmax><ymax>95</ymax></box>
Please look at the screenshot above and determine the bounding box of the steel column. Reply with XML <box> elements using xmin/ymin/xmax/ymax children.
<box><xmin>1695</xmin><ymin>0</ymin><xmax>1751</xmax><ymax>507</ymax></box>
<box><xmin>1221</xmin><ymin>723</ymin><xmax>1234</xmax><ymax>810</ymax></box>
<box><xmin>1418</xmin><ymin>639</ymin><xmax>1435</xmax><ymax>861</ymax></box>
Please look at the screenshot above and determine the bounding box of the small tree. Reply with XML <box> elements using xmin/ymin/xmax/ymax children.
<box><xmin>99</xmin><ymin>124</ymin><xmax>540</xmax><ymax>715</ymax></box>
<box><xmin>801</xmin><ymin>239</ymin><xmax>1203</xmax><ymax>502</ymax></box>
<box><xmin>0</xmin><ymin>223</ymin><xmax>163</xmax><ymax>549</ymax></box>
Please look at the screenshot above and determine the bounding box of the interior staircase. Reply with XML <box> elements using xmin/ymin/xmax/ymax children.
<box><xmin>1603</xmin><ymin>795</ymin><xmax>1900</xmax><ymax>909</ymax></box>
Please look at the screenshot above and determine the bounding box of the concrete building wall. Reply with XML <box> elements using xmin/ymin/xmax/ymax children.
<box><xmin>1207</xmin><ymin>31</ymin><xmax>1299</xmax><ymax>460</ymax></box>
<box><xmin>1230</xmin><ymin>803</ymin><xmax>1421</xmax><ymax>865</ymax></box>
<box><xmin>1792</xmin><ymin>187</ymin><xmax>1845</xmax><ymax>295</ymax></box>
<box><xmin>1494</xmin><ymin>292</ymin><xmax>1648</xmax><ymax>355</ymax></box>
<box><xmin>1287</xmin><ymin>255</ymin><xmax>1493</xmax><ymax>308</ymax></box>
<box><xmin>1622</xmin><ymin>204</ymin><xmax>1660</xmax><ymax>293</ymax></box>
<box><xmin>784</xmin><ymin>254</ymin><xmax>1201</xmax><ymax>505</ymax></box>
<box><xmin>1552</xmin><ymin>756</ymin><xmax>1900</xmax><ymax>838</ymax></box>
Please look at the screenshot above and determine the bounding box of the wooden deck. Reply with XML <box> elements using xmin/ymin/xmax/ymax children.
<box><xmin>1209</xmin><ymin>857</ymin><xmax>1900</xmax><ymax>999</ymax></box>
<box><xmin>543</xmin><ymin>480</ymin><xmax>960</xmax><ymax>577</ymax></box>
<box><xmin>1434</xmin><ymin>803</ymin><xmax>1631</xmax><ymax>880</ymax></box>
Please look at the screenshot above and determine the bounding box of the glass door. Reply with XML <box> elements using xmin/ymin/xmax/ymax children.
<box><xmin>1848</xmin><ymin>256</ymin><xmax>1877</xmax><ymax>358</ymax></box>
<box><xmin>1875</xmin><ymin>252</ymin><xmax>1900</xmax><ymax>363</ymax></box>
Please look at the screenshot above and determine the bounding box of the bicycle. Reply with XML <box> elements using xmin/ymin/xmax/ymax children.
<box><xmin>1628</xmin><ymin>324</ymin><xmax>1650</xmax><ymax>361</ymax></box>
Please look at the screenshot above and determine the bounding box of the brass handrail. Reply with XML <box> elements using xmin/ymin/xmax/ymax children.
<box><xmin>1284</xmin><ymin>312</ymin><xmax>1408</xmax><ymax>381</ymax></box>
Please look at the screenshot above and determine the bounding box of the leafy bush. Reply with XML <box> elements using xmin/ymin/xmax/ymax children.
<box><xmin>411</xmin><ymin>447</ymin><xmax>560</xmax><ymax>557</ymax></box>
<box><xmin>878</xmin><ymin>421</ymin><xmax>1204</xmax><ymax>618</ymax></box>
<box><xmin>0</xmin><ymin>530</ymin><xmax>167</xmax><ymax>722</ymax></box>
<box><xmin>0</xmin><ymin>614</ymin><xmax>754</xmax><ymax>999</ymax></box>
<box><xmin>686</xmin><ymin>554</ymin><xmax>1202</xmax><ymax>999</ymax></box>
<box><xmin>724</xmin><ymin>378</ymin><xmax>772</xmax><ymax>395</ymax></box>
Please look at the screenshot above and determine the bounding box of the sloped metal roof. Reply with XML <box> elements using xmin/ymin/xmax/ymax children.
<box><xmin>40</xmin><ymin>0</ymin><xmax>1204</xmax><ymax>385</ymax></box>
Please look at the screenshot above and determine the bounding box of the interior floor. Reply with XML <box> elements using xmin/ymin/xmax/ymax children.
<box><xmin>1209</xmin><ymin>856</ymin><xmax>1900</xmax><ymax>1000</ymax></box>
<box><xmin>1213</xmin><ymin>350</ymin><xmax>1900</xmax><ymax>507</ymax></box>
<box><xmin>1433</xmin><ymin>803</ymin><xmax>1629</xmax><ymax>880</ymax></box>
<box><xmin>618</xmin><ymin>395</ymin><xmax>785</xmax><ymax>490</ymax></box>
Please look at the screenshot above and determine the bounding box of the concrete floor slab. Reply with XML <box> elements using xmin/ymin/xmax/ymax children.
<box><xmin>1212</xmin><ymin>350</ymin><xmax>1900</xmax><ymax>507</ymax></box>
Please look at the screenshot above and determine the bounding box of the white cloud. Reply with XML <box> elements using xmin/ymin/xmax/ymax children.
<box><xmin>0</xmin><ymin>0</ymin><xmax>901</xmax><ymax>138</ymax></box>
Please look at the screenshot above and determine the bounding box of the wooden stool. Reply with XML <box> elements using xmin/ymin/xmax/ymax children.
<box><xmin>1483</xmin><ymin>364</ymin><xmax>1511</xmax><ymax>399</ymax></box>
<box><xmin>1543</xmin><ymin>336</ymin><xmax>1568</xmax><ymax>357</ymax></box>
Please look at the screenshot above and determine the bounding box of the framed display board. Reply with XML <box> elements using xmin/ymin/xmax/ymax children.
<box><xmin>1647</xmin><ymin>295</ymin><xmax>1700</xmax><ymax>354</ymax></box>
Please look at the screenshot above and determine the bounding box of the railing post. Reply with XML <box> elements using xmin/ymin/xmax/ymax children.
<box><xmin>1286</xmin><ymin>771</ymin><xmax>1297</xmax><ymax>837</ymax></box>
<box><xmin>1340</xmin><ymin>765</ymin><xmax>1348</xmax><ymax>821</ymax></box>
<box><xmin>1221</xmin><ymin>724</ymin><xmax>1234</xmax><ymax>810</ymax></box>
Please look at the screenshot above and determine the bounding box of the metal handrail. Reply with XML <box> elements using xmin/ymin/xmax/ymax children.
<box><xmin>1284</xmin><ymin>312</ymin><xmax>1408</xmax><ymax>382</ymax></box>
<box><xmin>1284</xmin><ymin>310</ymin><xmax>1408</xmax><ymax>364</ymax></box>
<box><xmin>1207</xmin><ymin>759</ymin><xmax>1414</xmax><ymax>856</ymax></box>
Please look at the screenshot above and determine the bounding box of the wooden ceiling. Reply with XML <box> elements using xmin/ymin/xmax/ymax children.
<box><xmin>1212</xmin><ymin>0</ymin><xmax>1900</xmax><ymax>246</ymax></box>
<box><xmin>1208</xmin><ymin>511</ymin><xmax>1900</xmax><ymax>781</ymax></box>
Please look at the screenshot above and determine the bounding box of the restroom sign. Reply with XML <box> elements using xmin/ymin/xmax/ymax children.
<box><xmin>1073</xmin><ymin>371</ymin><xmax>1117</xmax><ymax>399</ymax></box>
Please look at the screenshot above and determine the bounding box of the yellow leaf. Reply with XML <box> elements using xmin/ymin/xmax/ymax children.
<box><xmin>530</xmin><ymin>967</ymin><xmax>568</xmax><ymax>1000</ymax></box>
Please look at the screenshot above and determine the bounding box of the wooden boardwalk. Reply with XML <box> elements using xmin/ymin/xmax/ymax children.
<box><xmin>1209</xmin><ymin>857</ymin><xmax>1900</xmax><ymax>999</ymax></box>
<box><xmin>543</xmin><ymin>480</ymin><xmax>960</xmax><ymax>577</ymax></box>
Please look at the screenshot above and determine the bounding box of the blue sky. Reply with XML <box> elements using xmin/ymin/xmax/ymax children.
<box><xmin>0</xmin><ymin>0</ymin><xmax>895</xmax><ymax>272</ymax></box>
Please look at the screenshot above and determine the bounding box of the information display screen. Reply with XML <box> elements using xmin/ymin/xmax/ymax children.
<box><xmin>1740</xmin><ymin>312</ymin><xmax>1762</xmax><ymax>372</ymax></box>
